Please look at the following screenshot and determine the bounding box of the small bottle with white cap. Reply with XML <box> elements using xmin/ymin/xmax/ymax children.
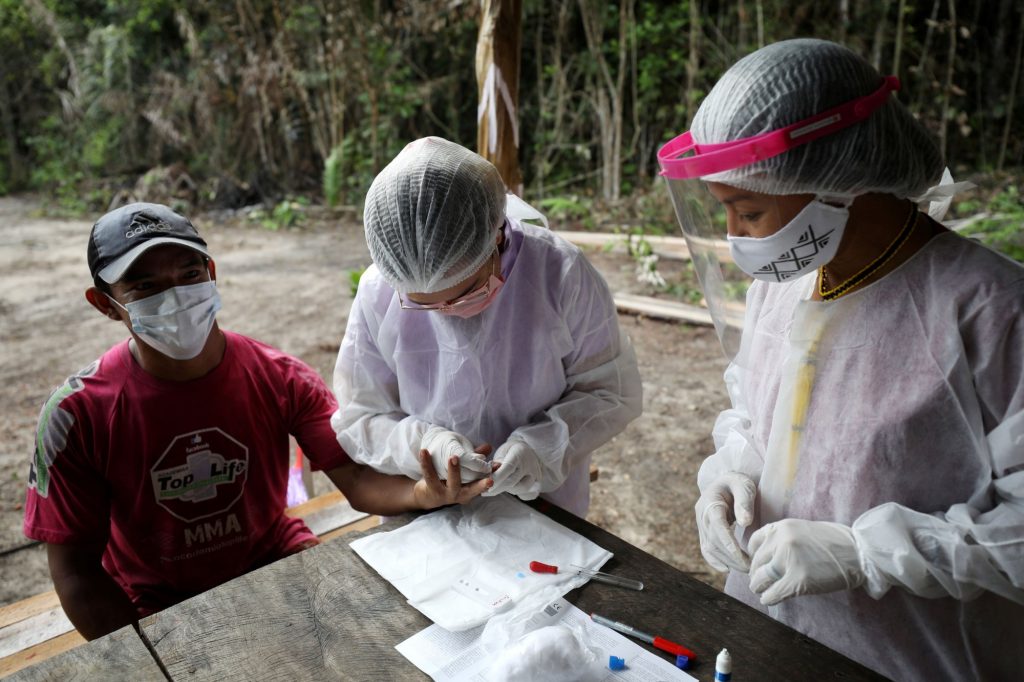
<box><xmin>715</xmin><ymin>648</ymin><xmax>732</xmax><ymax>681</ymax></box>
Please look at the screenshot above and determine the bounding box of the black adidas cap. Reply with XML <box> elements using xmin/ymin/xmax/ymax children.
<box><xmin>87</xmin><ymin>203</ymin><xmax>210</xmax><ymax>284</ymax></box>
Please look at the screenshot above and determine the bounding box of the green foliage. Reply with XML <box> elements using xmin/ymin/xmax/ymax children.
<box><xmin>957</xmin><ymin>186</ymin><xmax>1024</xmax><ymax>262</ymax></box>
<box><xmin>662</xmin><ymin>279</ymin><xmax>705</xmax><ymax>305</ymax></box>
<box><xmin>536</xmin><ymin>196</ymin><xmax>592</xmax><ymax>227</ymax></box>
<box><xmin>633</xmin><ymin>188</ymin><xmax>678</xmax><ymax>236</ymax></box>
<box><xmin>323</xmin><ymin>146</ymin><xmax>344</xmax><ymax>208</ymax></box>
<box><xmin>4</xmin><ymin>0</ymin><xmax>1023</xmax><ymax>214</ymax></box>
<box><xmin>346</xmin><ymin>267</ymin><xmax>367</xmax><ymax>298</ymax></box>
<box><xmin>249</xmin><ymin>197</ymin><xmax>310</xmax><ymax>231</ymax></box>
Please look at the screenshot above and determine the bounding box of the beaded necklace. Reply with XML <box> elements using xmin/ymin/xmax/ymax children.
<box><xmin>818</xmin><ymin>203</ymin><xmax>918</xmax><ymax>301</ymax></box>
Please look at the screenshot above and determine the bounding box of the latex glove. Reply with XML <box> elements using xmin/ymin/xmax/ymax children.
<box><xmin>748</xmin><ymin>519</ymin><xmax>866</xmax><ymax>606</ymax></box>
<box><xmin>420</xmin><ymin>426</ymin><xmax>491</xmax><ymax>483</ymax></box>
<box><xmin>694</xmin><ymin>472</ymin><xmax>757</xmax><ymax>573</ymax></box>
<box><xmin>482</xmin><ymin>440</ymin><xmax>543</xmax><ymax>500</ymax></box>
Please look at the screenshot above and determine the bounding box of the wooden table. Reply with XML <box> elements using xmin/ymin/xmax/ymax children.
<box><xmin>10</xmin><ymin>501</ymin><xmax>886</xmax><ymax>681</ymax></box>
<box><xmin>5</xmin><ymin>624</ymin><xmax>165</xmax><ymax>681</ymax></box>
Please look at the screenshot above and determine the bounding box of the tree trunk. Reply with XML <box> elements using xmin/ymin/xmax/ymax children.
<box><xmin>756</xmin><ymin>0</ymin><xmax>764</xmax><ymax>48</ymax></box>
<box><xmin>938</xmin><ymin>0</ymin><xmax>957</xmax><ymax>160</ymax></box>
<box><xmin>838</xmin><ymin>0</ymin><xmax>850</xmax><ymax>45</ymax></box>
<box><xmin>686</xmin><ymin>0</ymin><xmax>700</xmax><ymax>127</ymax></box>
<box><xmin>579</xmin><ymin>0</ymin><xmax>633</xmax><ymax>202</ymax></box>
<box><xmin>0</xmin><ymin>75</ymin><xmax>25</xmax><ymax>189</ymax></box>
<box><xmin>913</xmin><ymin>0</ymin><xmax>942</xmax><ymax>115</ymax></box>
<box><xmin>870</xmin><ymin>0</ymin><xmax>891</xmax><ymax>71</ymax></box>
<box><xmin>891</xmin><ymin>0</ymin><xmax>906</xmax><ymax>76</ymax></box>
<box><xmin>737</xmin><ymin>0</ymin><xmax>747</xmax><ymax>53</ymax></box>
<box><xmin>997</xmin><ymin>7</ymin><xmax>1024</xmax><ymax>171</ymax></box>
<box><xmin>477</xmin><ymin>0</ymin><xmax>524</xmax><ymax>195</ymax></box>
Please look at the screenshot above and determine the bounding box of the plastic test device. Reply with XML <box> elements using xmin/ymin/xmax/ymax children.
<box><xmin>528</xmin><ymin>561</ymin><xmax>644</xmax><ymax>591</ymax></box>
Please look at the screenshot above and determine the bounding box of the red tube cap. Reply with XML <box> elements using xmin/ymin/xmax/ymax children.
<box><xmin>529</xmin><ymin>561</ymin><xmax>558</xmax><ymax>574</ymax></box>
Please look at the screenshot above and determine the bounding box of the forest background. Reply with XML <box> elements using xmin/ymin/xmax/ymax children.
<box><xmin>1</xmin><ymin>0</ymin><xmax>1023</xmax><ymax>253</ymax></box>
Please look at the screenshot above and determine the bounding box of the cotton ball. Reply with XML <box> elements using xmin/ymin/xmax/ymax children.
<box><xmin>487</xmin><ymin>625</ymin><xmax>603</xmax><ymax>682</ymax></box>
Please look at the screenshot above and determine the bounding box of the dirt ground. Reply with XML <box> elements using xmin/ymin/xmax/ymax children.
<box><xmin>0</xmin><ymin>194</ymin><xmax>730</xmax><ymax>607</ymax></box>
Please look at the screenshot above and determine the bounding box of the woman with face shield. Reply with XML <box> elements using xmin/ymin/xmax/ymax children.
<box><xmin>659</xmin><ymin>39</ymin><xmax>1024</xmax><ymax>680</ymax></box>
<box><xmin>331</xmin><ymin>137</ymin><xmax>643</xmax><ymax>518</ymax></box>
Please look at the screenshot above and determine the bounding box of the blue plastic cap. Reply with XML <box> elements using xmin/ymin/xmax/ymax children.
<box><xmin>609</xmin><ymin>656</ymin><xmax>626</xmax><ymax>671</ymax></box>
<box><xmin>676</xmin><ymin>654</ymin><xmax>690</xmax><ymax>669</ymax></box>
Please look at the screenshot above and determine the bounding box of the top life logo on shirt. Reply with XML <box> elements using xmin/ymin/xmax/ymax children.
<box><xmin>150</xmin><ymin>428</ymin><xmax>249</xmax><ymax>523</ymax></box>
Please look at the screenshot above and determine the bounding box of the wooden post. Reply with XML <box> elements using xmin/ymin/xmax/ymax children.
<box><xmin>476</xmin><ymin>0</ymin><xmax>524</xmax><ymax>195</ymax></box>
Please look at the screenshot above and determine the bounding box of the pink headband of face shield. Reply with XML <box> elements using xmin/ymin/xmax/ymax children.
<box><xmin>657</xmin><ymin>76</ymin><xmax>900</xmax><ymax>180</ymax></box>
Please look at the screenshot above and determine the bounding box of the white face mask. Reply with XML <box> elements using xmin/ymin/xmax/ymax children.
<box><xmin>727</xmin><ymin>197</ymin><xmax>850</xmax><ymax>283</ymax></box>
<box><xmin>109</xmin><ymin>281</ymin><xmax>221</xmax><ymax>360</ymax></box>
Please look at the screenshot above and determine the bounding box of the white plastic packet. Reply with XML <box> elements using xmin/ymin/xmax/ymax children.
<box><xmin>350</xmin><ymin>496</ymin><xmax>612</xmax><ymax>631</ymax></box>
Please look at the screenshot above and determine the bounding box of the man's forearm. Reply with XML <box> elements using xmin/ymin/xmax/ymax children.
<box><xmin>49</xmin><ymin>554</ymin><xmax>139</xmax><ymax>640</ymax></box>
<box><xmin>327</xmin><ymin>463</ymin><xmax>422</xmax><ymax>515</ymax></box>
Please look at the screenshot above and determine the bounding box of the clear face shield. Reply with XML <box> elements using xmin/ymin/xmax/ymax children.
<box><xmin>662</xmin><ymin>180</ymin><xmax>749</xmax><ymax>358</ymax></box>
<box><xmin>657</xmin><ymin>76</ymin><xmax>901</xmax><ymax>359</ymax></box>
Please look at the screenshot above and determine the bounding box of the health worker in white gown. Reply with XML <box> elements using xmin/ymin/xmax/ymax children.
<box><xmin>658</xmin><ymin>39</ymin><xmax>1024</xmax><ymax>681</ymax></box>
<box><xmin>332</xmin><ymin>137</ymin><xmax>643</xmax><ymax>518</ymax></box>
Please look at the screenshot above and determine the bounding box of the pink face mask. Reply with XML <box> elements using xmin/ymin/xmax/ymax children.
<box><xmin>438</xmin><ymin>274</ymin><xmax>505</xmax><ymax>318</ymax></box>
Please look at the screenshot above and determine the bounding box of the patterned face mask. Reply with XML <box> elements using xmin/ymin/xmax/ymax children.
<box><xmin>727</xmin><ymin>197</ymin><xmax>850</xmax><ymax>283</ymax></box>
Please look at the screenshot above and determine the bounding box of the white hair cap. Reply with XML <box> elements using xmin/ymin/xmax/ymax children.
<box><xmin>363</xmin><ymin>136</ymin><xmax>507</xmax><ymax>294</ymax></box>
<box><xmin>691</xmin><ymin>38</ymin><xmax>944</xmax><ymax>198</ymax></box>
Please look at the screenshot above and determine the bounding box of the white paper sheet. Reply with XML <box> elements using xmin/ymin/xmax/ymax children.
<box><xmin>395</xmin><ymin>599</ymin><xmax>698</xmax><ymax>681</ymax></box>
<box><xmin>351</xmin><ymin>495</ymin><xmax>613</xmax><ymax>631</ymax></box>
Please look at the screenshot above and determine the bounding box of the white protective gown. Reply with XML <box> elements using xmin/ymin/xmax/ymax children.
<box><xmin>333</xmin><ymin>219</ymin><xmax>643</xmax><ymax>517</ymax></box>
<box><xmin>700</xmin><ymin>231</ymin><xmax>1024</xmax><ymax>681</ymax></box>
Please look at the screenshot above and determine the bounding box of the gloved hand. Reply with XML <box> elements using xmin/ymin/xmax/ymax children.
<box><xmin>748</xmin><ymin>519</ymin><xmax>866</xmax><ymax>606</ymax></box>
<box><xmin>420</xmin><ymin>426</ymin><xmax>492</xmax><ymax>483</ymax></box>
<box><xmin>482</xmin><ymin>440</ymin><xmax>543</xmax><ymax>500</ymax></box>
<box><xmin>694</xmin><ymin>471</ymin><xmax>757</xmax><ymax>573</ymax></box>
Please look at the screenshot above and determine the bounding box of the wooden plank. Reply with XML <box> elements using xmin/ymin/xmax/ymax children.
<box><xmin>303</xmin><ymin>503</ymin><xmax>369</xmax><ymax>538</ymax></box>
<box><xmin>139</xmin><ymin>521</ymin><xmax>431</xmax><ymax>680</ymax></box>
<box><xmin>613</xmin><ymin>292</ymin><xmax>746</xmax><ymax>329</ymax></box>
<box><xmin>0</xmin><ymin>608</ymin><xmax>74</xmax><ymax>660</ymax></box>
<box><xmin>285</xmin><ymin>489</ymin><xmax>345</xmax><ymax>518</ymax></box>
<box><xmin>557</xmin><ymin>230</ymin><xmax>694</xmax><ymax>260</ymax></box>
<box><xmin>614</xmin><ymin>292</ymin><xmax>715</xmax><ymax>325</ymax></box>
<box><xmin>0</xmin><ymin>631</ymin><xmax>85</xmax><ymax>679</ymax></box>
<box><xmin>319</xmin><ymin>515</ymin><xmax>382</xmax><ymax>543</ymax></box>
<box><xmin>0</xmin><ymin>592</ymin><xmax>61</xmax><ymax>630</ymax></box>
<box><xmin>286</xmin><ymin>489</ymin><xmax>370</xmax><ymax>539</ymax></box>
<box><xmin>2</xmin><ymin>626</ymin><xmax>163</xmax><ymax>681</ymax></box>
<box><xmin>557</xmin><ymin>230</ymin><xmax>735</xmax><ymax>263</ymax></box>
<box><xmin>0</xmin><ymin>490</ymin><xmax>367</xmax><ymax>675</ymax></box>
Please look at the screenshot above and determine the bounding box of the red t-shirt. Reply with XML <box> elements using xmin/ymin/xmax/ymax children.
<box><xmin>24</xmin><ymin>331</ymin><xmax>349</xmax><ymax>615</ymax></box>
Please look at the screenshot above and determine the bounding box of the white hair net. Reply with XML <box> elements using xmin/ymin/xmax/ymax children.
<box><xmin>691</xmin><ymin>38</ymin><xmax>944</xmax><ymax>198</ymax></box>
<box><xmin>363</xmin><ymin>136</ymin><xmax>507</xmax><ymax>294</ymax></box>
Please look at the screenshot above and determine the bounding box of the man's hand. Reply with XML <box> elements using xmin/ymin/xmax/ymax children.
<box><xmin>413</xmin><ymin>448</ymin><xmax>494</xmax><ymax>509</ymax></box>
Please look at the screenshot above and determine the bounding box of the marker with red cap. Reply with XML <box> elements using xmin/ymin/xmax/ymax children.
<box><xmin>590</xmin><ymin>613</ymin><xmax>697</xmax><ymax>662</ymax></box>
<box><xmin>528</xmin><ymin>561</ymin><xmax>644</xmax><ymax>591</ymax></box>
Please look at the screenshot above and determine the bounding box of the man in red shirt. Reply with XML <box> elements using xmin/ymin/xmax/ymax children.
<box><xmin>23</xmin><ymin>203</ymin><xmax>492</xmax><ymax>640</ymax></box>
